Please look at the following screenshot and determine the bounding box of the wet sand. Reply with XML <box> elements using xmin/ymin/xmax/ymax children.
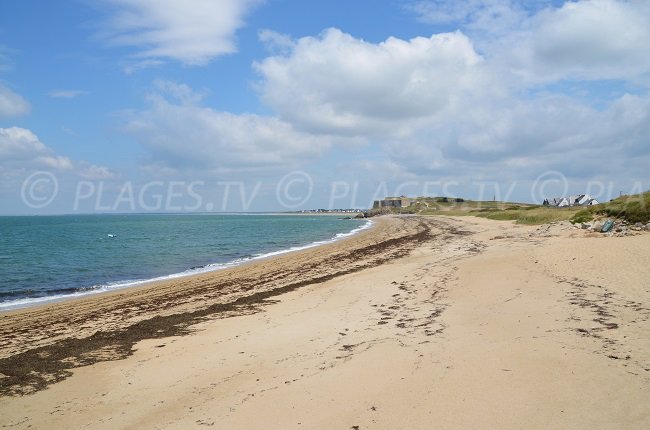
<box><xmin>1</xmin><ymin>215</ymin><xmax>648</xmax><ymax>429</ymax></box>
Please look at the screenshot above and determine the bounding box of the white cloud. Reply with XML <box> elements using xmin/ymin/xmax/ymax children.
<box><xmin>252</xmin><ymin>12</ymin><xmax>649</xmax><ymax>186</ymax></box>
<box><xmin>258</xmin><ymin>29</ymin><xmax>295</xmax><ymax>54</ymax></box>
<box><xmin>406</xmin><ymin>0</ymin><xmax>557</xmax><ymax>41</ymax></box>
<box><xmin>386</xmin><ymin>91</ymin><xmax>650</xmax><ymax>181</ymax></box>
<box><xmin>517</xmin><ymin>0</ymin><xmax>650</xmax><ymax>82</ymax></box>
<box><xmin>122</xmin><ymin>81</ymin><xmax>333</xmax><ymax>174</ymax></box>
<box><xmin>255</xmin><ymin>29</ymin><xmax>485</xmax><ymax>137</ymax></box>
<box><xmin>0</xmin><ymin>127</ymin><xmax>118</xmax><ymax>178</ymax></box>
<box><xmin>86</xmin><ymin>1</ymin><xmax>650</xmax><ymax>199</ymax></box>
<box><xmin>409</xmin><ymin>0</ymin><xmax>650</xmax><ymax>83</ymax></box>
<box><xmin>48</xmin><ymin>90</ymin><xmax>87</xmax><ymax>99</ymax></box>
<box><xmin>99</xmin><ymin>0</ymin><xmax>262</xmax><ymax>66</ymax></box>
<box><xmin>408</xmin><ymin>0</ymin><xmax>480</xmax><ymax>24</ymax></box>
<box><xmin>0</xmin><ymin>127</ymin><xmax>73</xmax><ymax>170</ymax></box>
<box><xmin>77</xmin><ymin>163</ymin><xmax>117</xmax><ymax>180</ymax></box>
<box><xmin>122</xmin><ymin>59</ymin><xmax>164</xmax><ymax>74</ymax></box>
<box><xmin>150</xmin><ymin>79</ymin><xmax>205</xmax><ymax>104</ymax></box>
<box><xmin>0</xmin><ymin>128</ymin><xmax>118</xmax><ymax>213</ymax></box>
<box><xmin>0</xmin><ymin>84</ymin><xmax>30</xmax><ymax>118</ymax></box>
<box><xmin>599</xmin><ymin>93</ymin><xmax>650</xmax><ymax>156</ymax></box>
<box><xmin>408</xmin><ymin>0</ymin><xmax>525</xmax><ymax>26</ymax></box>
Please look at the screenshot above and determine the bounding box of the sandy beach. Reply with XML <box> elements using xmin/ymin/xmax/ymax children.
<box><xmin>1</xmin><ymin>215</ymin><xmax>649</xmax><ymax>429</ymax></box>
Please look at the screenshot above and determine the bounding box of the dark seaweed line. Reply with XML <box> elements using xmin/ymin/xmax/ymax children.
<box><xmin>0</xmin><ymin>219</ymin><xmax>437</xmax><ymax>396</ymax></box>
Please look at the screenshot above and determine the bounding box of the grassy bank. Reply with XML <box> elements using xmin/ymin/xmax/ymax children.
<box><xmin>376</xmin><ymin>192</ymin><xmax>650</xmax><ymax>225</ymax></box>
<box><xmin>570</xmin><ymin>191</ymin><xmax>650</xmax><ymax>224</ymax></box>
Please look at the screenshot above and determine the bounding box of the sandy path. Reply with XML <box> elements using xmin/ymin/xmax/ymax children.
<box><xmin>1</xmin><ymin>216</ymin><xmax>648</xmax><ymax>429</ymax></box>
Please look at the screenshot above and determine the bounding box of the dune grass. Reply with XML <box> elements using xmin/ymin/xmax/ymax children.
<box><xmin>390</xmin><ymin>197</ymin><xmax>581</xmax><ymax>225</ymax></box>
<box><xmin>475</xmin><ymin>206</ymin><xmax>583</xmax><ymax>225</ymax></box>
<box><xmin>570</xmin><ymin>191</ymin><xmax>650</xmax><ymax>224</ymax></box>
<box><xmin>382</xmin><ymin>191</ymin><xmax>650</xmax><ymax>225</ymax></box>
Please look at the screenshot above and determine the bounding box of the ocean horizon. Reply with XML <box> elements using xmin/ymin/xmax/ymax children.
<box><xmin>0</xmin><ymin>213</ymin><xmax>371</xmax><ymax>311</ymax></box>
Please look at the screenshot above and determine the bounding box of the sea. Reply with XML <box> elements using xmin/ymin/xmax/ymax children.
<box><xmin>0</xmin><ymin>214</ymin><xmax>371</xmax><ymax>311</ymax></box>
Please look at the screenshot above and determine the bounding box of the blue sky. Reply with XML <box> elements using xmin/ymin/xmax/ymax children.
<box><xmin>1</xmin><ymin>0</ymin><xmax>649</xmax><ymax>213</ymax></box>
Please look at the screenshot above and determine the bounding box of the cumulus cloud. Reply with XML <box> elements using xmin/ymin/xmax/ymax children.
<box><xmin>98</xmin><ymin>0</ymin><xmax>262</xmax><ymax>66</ymax></box>
<box><xmin>0</xmin><ymin>84</ymin><xmax>30</xmax><ymax>118</ymax></box>
<box><xmin>409</xmin><ymin>0</ymin><xmax>650</xmax><ymax>83</ymax></box>
<box><xmin>122</xmin><ymin>81</ymin><xmax>333</xmax><ymax>174</ymax></box>
<box><xmin>386</xmin><ymin>91</ymin><xmax>650</xmax><ymax>181</ymax></box>
<box><xmin>255</xmin><ymin>28</ymin><xmax>486</xmax><ymax>137</ymax></box>
<box><xmin>92</xmin><ymin>0</ymin><xmax>650</xmax><ymax>201</ymax></box>
<box><xmin>0</xmin><ymin>127</ymin><xmax>117</xmax><ymax>179</ymax></box>
<box><xmin>515</xmin><ymin>0</ymin><xmax>650</xmax><ymax>82</ymax></box>
<box><xmin>0</xmin><ymin>127</ymin><xmax>73</xmax><ymax>170</ymax></box>
<box><xmin>252</xmin><ymin>1</ymin><xmax>650</xmax><ymax>189</ymax></box>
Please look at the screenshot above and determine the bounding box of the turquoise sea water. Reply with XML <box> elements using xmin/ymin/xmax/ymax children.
<box><xmin>0</xmin><ymin>214</ymin><xmax>370</xmax><ymax>310</ymax></box>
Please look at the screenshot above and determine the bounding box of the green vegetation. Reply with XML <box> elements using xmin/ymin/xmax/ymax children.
<box><xmin>570</xmin><ymin>209</ymin><xmax>593</xmax><ymax>224</ymax></box>
<box><xmin>569</xmin><ymin>191</ymin><xmax>650</xmax><ymax>224</ymax></box>
<box><xmin>375</xmin><ymin>191</ymin><xmax>650</xmax><ymax>225</ymax></box>
<box><xmin>469</xmin><ymin>206</ymin><xmax>582</xmax><ymax>225</ymax></box>
<box><xmin>377</xmin><ymin>197</ymin><xmax>580</xmax><ymax>225</ymax></box>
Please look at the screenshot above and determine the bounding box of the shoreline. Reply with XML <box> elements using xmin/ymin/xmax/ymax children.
<box><xmin>1</xmin><ymin>215</ymin><xmax>648</xmax><ymax>429</ymax></box>
<box><xmin>0</xmin><ymin>217</ymin><xmax>374</xmax><ymax>313</ymax></box>
<box><xmin>0</xmin><ymin>215</ymin><xmax>435</xmax><ymax>393</ymax></box>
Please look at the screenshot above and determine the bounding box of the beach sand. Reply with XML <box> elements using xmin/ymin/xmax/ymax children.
<box><xmin>1</xmin><ymin>215</ymin><xmax>648</xmax><ymax>429</ymax></box>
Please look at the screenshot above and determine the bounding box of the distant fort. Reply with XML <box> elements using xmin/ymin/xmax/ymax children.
<box><xmin>373</xmin><ymin>196</ymin><xmax>414</xmax><ymax>209</ymax></box>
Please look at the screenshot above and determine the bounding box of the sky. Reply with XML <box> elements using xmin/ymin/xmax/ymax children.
<box><xmin>0</xmin><ymin>0</ymin><xmax>649</xmax><ymax>214</ymax></box>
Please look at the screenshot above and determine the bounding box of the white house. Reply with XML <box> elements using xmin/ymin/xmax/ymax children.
<box><xmin>576</xmin><ymin>194</ymin><xmax>599</xmax><ymax>205</ymax></box>
<box><xmin>554</xmin><ymin>197</ymin><xmax>570</xmax><ymax>207</ymax></box>
<box><xmin>547</xmin><ymin>194</ymin><xmax>599</xmax><ymax>207</ymax></box>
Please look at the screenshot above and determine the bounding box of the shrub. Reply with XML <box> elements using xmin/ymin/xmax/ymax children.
<box><xmin>570</xmin><ymin>209</ymin><xmax>593</xmax><ymax>224</ymax></box>
<box><xmin>594</xmin><ymin>192</ymin><xmax>650</xmax><ymax>223</ymax></box>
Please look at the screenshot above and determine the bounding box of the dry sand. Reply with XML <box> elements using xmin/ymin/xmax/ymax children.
<box><xmin>0</xmin><ymin>215</ymin><xmax>648</xmax><ymax>429</ymax></box>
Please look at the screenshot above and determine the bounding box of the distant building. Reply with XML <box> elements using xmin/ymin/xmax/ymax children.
<box><xmin>574</xmin><ymin>194</ymin><xmax>599</xmax><ymax>206</ymax></box>
<box><xmin>544</xmin><ymin>194</ymin><xmax>599</xmax><ymax>207</ymax></box>
<box><xmin>373</xmin><ymin>196</ymin><xmax>414</xmax><ymax>209</ymax></box>
<box><xmin>552</xmin><ymin>197</ymin><xmax>570</xmax><ymax>207</ymax></box>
